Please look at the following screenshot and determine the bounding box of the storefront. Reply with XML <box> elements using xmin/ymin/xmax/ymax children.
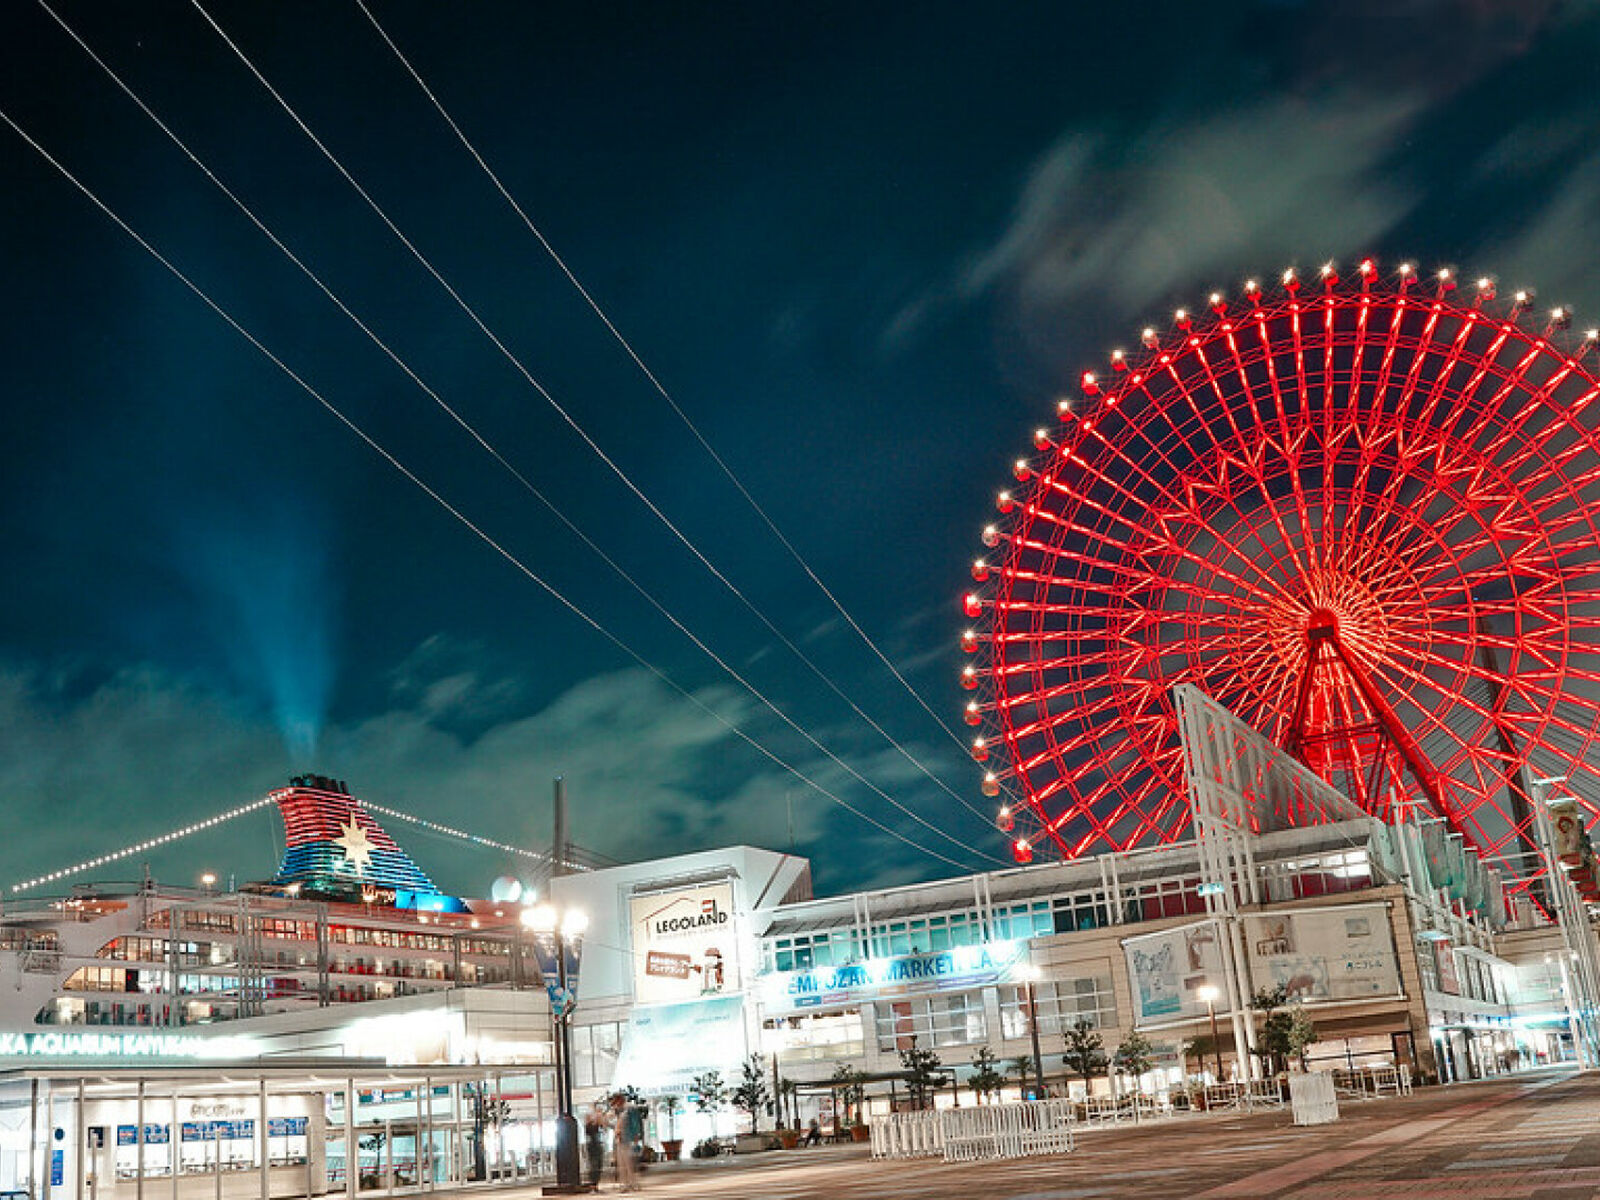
<box><xmin>0</xmin><ymin>1065</ymin><xmax>558</xmax><ymax>1200</ymax></box>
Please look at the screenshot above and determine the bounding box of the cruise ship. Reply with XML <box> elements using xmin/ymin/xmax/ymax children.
<box><xmin>1</xmin><ymin>777</ymin><xmax>550</xmax><ymax>1039</ymax></box>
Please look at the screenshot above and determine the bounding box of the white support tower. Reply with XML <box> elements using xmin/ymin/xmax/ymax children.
<box><xmin>1174</xmin><ymin>684</ymin><xmax>1369</xmax><ymax>1081</ymax></box>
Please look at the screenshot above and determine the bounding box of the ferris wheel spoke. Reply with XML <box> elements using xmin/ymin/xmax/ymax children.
<box><xmin>1218</xmin><ymin>323</ymin><xmax>1317</xmax><ymax>582</ymax></box>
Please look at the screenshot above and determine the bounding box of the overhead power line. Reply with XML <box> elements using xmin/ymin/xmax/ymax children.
<box><xmin>0</xmin><ymin>102</ymin><xmax>987</xmax><ymax>876</ymax></box>
<box><xmin>182</xmin><ymin>0</ymin><xmax>997</xmax><ymax>840</ymax></box>
<box><xmin>35</xmin><ymin>0</ymin><xmax>1001</xmax><ymax>866</ymax></box>
<box><xmin>352</xmin><ymin>0</ymin><xmax>977</xmax><ymax>774</ymax></box>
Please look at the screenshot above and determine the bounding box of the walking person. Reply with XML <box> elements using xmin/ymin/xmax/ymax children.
<box><xmin>583</xmin><ymin>1102</ymin><xmax>607</xmax><ymax>1188</ymax></box>
<box><xmin>611</xmin><ymin>1093</ymin><xmax>642</xmax><ymax>1192</ymax></box>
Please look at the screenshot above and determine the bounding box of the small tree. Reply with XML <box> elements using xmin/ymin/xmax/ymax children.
<box><xmin>1005</xmin><ymin>1056</ymin><xmax>1035</xmax><ymax>1092</ymax></box>
<box><xmin>731</xmin><ymin>1054</ymin><xmax>773</xmax><ymax>1131</ymax></box>
<box><xmin>1062</xmin><ymin>1019</ymin><xmax>1107</xmax><ymax>1089</ymax></box>
<box><xmin>658</xmin><ymin>1095</ymin><xmax>682</xmax><ymax>1141</ymax></box>
<box><xmin>899</xmin><ymin>1036</ymin><xmax>947</xmax><ymax>1110</ymax></box>
<box><xmin>1112</xmin><ymin>1030</ymin><xmax>1156</xmax><ymax>1093</ymax></box>
<box><xmin>969</xmin><ymin>1045</ymin><xmax>1005</xmax><ymax>1104</ymax></box>
<box><xmin>691</xmin><ymin>1070</ymin><xmax>725</xmax><ymax>1114</ymax></box>
<box><xmin>1254</xmin><ymin>986</ymin><xmax>1317</xmax><ymax>1074</ymax></box>
<box><xmin>829</xmin><ymin>1062</ymin><xmax>866</xmax><ymax>1125</ymax></box>
<box><xmin>776</xmin><ymin>1076</ymin><xmax>799</xmax><ymax>1129</ymax></box>
<box><xmin>1287</xmin><ymin>1007</ymin><xmax>1317</xmax><ymax>1070</ymax></box>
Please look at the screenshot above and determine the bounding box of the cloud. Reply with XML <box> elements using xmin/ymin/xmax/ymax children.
<box><xmin>889</xmin><ymin>90</ymin><xmax>1425</xmax><ymax>352</ymax></box>
<box><xmin>0</xmin><ymin>649</ymin><xmax>906</xmax><ymax>898</ymax></box>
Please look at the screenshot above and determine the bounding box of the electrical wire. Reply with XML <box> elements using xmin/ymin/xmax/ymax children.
<box><xmin>186</xmin><ymin>0</ymin><xmax>999</xmax><ymax>839</ymax></box>
<box><xmin>34</xmin><ymin>0</ymin><xmax>1001</xmax><ymax>866</ymax></box>
<box><xmin>352</xmin><ymin>0</ymin><xmax>979</xmax><ymax>778</ymax></box>
<box><xmin>0</xmin><ymin>102</ymin><xmax>986</xmax><ymax>876</ymax></box>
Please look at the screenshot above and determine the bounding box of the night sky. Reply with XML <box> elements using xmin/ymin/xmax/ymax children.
<box><xmin>1</xmin><ymin>1</ymin><xmax>1593</xmax><ymax>900</ymax></box>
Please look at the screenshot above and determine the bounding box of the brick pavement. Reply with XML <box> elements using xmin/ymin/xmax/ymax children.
<box><xmin>604</xmin><ymin>1067</ymin><xmax>1600</xmax><ymax>1199</ymax></box>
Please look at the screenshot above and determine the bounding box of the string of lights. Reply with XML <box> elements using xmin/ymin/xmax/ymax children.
<box><xmin>356</xmin><ymin>800</ymin><xmax>584</xmax><ymax>871</ymax></box>
<box><xmin>9</xmin><ymin>797</ymin><xmax>278</xmax><ymax>894</ymax></box>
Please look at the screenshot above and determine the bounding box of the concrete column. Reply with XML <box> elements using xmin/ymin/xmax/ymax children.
<box><xmin>170</xmin><ymin>1093</ymin><xmax>179</xmax><ymax>1200</ymax></box>
<box><xmin>74</xmin><ymin>1078</ymin><xmax>84</xmax><ymax>1200</ymax></box>
<box><xmin>422</xmin><ymin>1077</ymin><xmax>432</xmax><ymax>1191</ymax></box>
<box><xmin>40</xmin><ymin>1083</ymin><xmax>52</xmax><ymax>1200</ymax></box>
<box><xmin>258</xmin><ymin>1080</ymin><xmax>268</xmax><ymax>1200</ymax></box>
<box><xmin>137</xmin><ymin>1079</ymin><xmax>146</xmax><ymax>1200</ymax></box>
<box><xmin>343</xmin><ymin>1083</ymin><xmax>355</xmax><ymax>1200</ymax></box>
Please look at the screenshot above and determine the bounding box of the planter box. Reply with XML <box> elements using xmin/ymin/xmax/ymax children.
<box><xmin>734</xmin><ymin>1133</ymin><xmax>769</xmax><ymax>1154</ymax></box>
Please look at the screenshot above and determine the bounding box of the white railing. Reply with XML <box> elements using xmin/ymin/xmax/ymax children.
<box><xmin>871</xmin><ymin>1109</ymin><xmax>942</xmax><ymax>1159</ymax></box>
<box><xmin>872</xmin><ymin>1099</ymin><xmax>1076</xmax><ymax>1162</ymax></box>
<box><xmin>941</xmin><ymin>1098</ymin><xmax>1076</xmax><ymax>1162</ymax></box>
<box><xmin>1330</xmin><ymin>1064</ymin><xmax>1411</xmax><ymax>1100</ymax></box>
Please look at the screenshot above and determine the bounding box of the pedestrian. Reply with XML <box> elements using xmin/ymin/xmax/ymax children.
<box><xmin>611</xmin><ymin>1093</ymin><xmax>641</xmax><ymax>1192</ymax></box>
<box><xmin>803</xmin><ymin>1117</ymin><xmax>821</xmax><ymax>1147</ymax></box>
<box><xmin>583</xmin><ymin>1102</ymin><xmax>607</xmax><ymax>1188</ymax></box>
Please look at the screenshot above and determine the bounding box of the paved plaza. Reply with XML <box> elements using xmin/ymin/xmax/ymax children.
<box><xmin>593</xmin><ymin>1068</ymin><xmax>1600</xmax><ymax>1199</ymax></box>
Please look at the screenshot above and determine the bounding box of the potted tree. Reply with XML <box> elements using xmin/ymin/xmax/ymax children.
<box><xmin>775</xmin><ymin>1078</ymin><xmax>801</xmax><ymax>1148</ymax></box>
<box><xmin>1112</xmin><ymin>1030</ymin><xmax>1155</xmax><ymax>1113</ymax></box>
<box><xmin>829</xmin><ymin>1063</ymin><xmax>869</xmax><ymax>1140</ymax></box>
<box><xmin>731</xmin><ymin>1054</ymin><xmax>774</xmax><ymax>1153</ymax></box>
<box><xmin>657</xmin><ymin>1095</ymin><xmax>683</xmax><ymax>1162</ymax></box>
<box><xmin>1062</xmin><ymin>1019</ymin><xmax>1107</xmax><ymax>1117</ymax></box>
<box><xmin>970</xmin><ymin>1046</ymin><xmax>1005</xmax><ymax>1105</ymax></box>
<box><xmin>690</xmin><ymin>1070</ymin><xmax>726</xmax><ymax>1158</ymax></box>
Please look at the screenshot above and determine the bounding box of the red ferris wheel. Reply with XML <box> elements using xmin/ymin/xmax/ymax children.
<box><xmin>962</xmin><ymin>260</ymin><xmax>1600</xmax><ymax>889</ymax></box>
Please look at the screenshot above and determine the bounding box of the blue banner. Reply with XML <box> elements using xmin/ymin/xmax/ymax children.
<box><xmin>761</xmin><ymin>941</ymin><xmax>1025</xmax><ymax>1012</ymax></box>
<box><xmin>116</xmin><ymin>1124</ymin><xmax>170</xmax><ymax>1146</ymax></box>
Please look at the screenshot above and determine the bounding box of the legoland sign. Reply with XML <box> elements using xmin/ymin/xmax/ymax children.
<box><xmin>629</xmin><ymin>882</ymin><xmax>739</xmax><ymax>1004</ymax></box>
<box><xmin>762</xmin><ymin>941</ymin><xmax>1026</xmax><ymax>1013</ymax></box>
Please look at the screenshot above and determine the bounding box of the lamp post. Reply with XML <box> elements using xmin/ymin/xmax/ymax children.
<box><xmin>1017</xmin><ymin>963</ymin><xmax>1047</xmax><ymax>1100</ymax></box>
<box><xmin>1197</xmin><ymin>985</ymin><xmax>1223</xmax><ymax>1081</ymax></box>
<box><xmin>522</xmin><ymin>903</ymin><xmax>587</xmax><ymax>1192</ymax></box>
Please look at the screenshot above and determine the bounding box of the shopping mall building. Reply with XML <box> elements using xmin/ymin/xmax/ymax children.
<box><xmin>0</xmin><ymin>775</ymin><xmax>1588</xmax><ymax>1198</ymax></box>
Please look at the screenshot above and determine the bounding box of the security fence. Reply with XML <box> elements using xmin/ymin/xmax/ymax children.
<box><xmin>872</xmin><ymin>1098</ymin><xmax>1076</xmax><ymax>1163</ymax></box>
<box><xmin>1331</xmin><ymin>1064</ymin><xmax>1412</xmax><ymax>1100</ymax></box>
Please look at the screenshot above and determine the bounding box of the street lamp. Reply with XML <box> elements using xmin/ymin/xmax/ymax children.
<box><xmin>1016</xmin><ymin>963</ymin><xmax>1047</xmax><ymax>1100</ymax></box>
<box><xmin>1196</xmin><ymin>984</ymin><xmax>1223</xmax><ymax>1081</ymax></box>
<box><xmin>521</xmin><ymin>903</ymin><xmax>588</xmax><ymax>1192</ymax></box>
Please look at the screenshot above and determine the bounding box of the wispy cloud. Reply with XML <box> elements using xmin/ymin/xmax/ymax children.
<box><xmin>888</xmin><ymin>90</ymin><xmax>1426</xmax><ymax>350</ymax></box>
<box><xmin>0</xmin><ymin>649</ymin><xmax>947</xmax><ymax>897</ymax></box>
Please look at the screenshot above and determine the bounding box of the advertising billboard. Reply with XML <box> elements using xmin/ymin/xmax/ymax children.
<box><xmin>1244</xmin><ymin>904</ymin><xmax>1402</xmax><ymax>1003</ymax></box>
<box><xmin>1122</xmin><ymin>919</ymin><xmax>1228</xmax><ymax>1026</ymax></box>
<box><xmin>628</xmin><ymin>882</ymin><xmax>738</xmax><ymax>1004</ymax></box>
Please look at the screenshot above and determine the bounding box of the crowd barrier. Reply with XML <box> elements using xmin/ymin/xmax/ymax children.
<box><xmin>1331</xmin><ymin>1064</ymin><xmax>1412</xmax><ymax>1100</ymax></box>
<box><xmin>872</xmin><ymin>1098</ymin><xmax>1075</xmax><ymax>1162</ymax></box>
<box><xmin>871</xmin><ymin>1066</ymin><xmax>1414</xmax><ymax>1162</ymax></box>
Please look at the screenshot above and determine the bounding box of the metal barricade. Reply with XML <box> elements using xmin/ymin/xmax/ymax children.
<box><xmin>872</xmin><ymin>1099</ymin><xmax>1075</xmax><ymax>1162</ymax></box>
<box><xmin>1330</xmin><ymin>1064</ymin><xmax>1410</xmax><ymax>1101</ymax></box>
<box><xmin>870</xmin><ymin>1110</ymin><xmax>942</xmax><ymax>1159</ymax></box>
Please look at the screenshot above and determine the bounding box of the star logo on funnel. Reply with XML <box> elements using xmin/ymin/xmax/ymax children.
<box><xmin>334</xmin><ymin>820</ymin><xmax>375</xmax><ymax>876</ymax></box>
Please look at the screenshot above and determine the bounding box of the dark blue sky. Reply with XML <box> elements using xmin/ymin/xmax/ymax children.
<box><xmin>1</xmin><ymin>0</ymin><xmax>1591</xmax><ymax>899</ymax></box>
